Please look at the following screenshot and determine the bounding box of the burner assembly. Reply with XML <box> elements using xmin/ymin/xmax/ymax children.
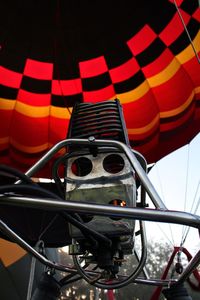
<box><xmin>65</xmin><ymin>100</ymin><xmax>137</xmax><ymax>278</ymax></box>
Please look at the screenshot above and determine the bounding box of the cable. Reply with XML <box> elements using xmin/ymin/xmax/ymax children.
<box><xmin>0</xmin><ymin>184</ymin><xmax>64</xmax><ymax>199</ymax></box>
<box><xmin>173</xmin><ymin>0</ymin><xmax>200</xmax><ymax>64</ymax></box>
<box><xmin>181</xmin><ymin>188</ymin><xmax>200</xmax><ymax>247</ymax></box>
<box><xmin>51</xmin><ymin>152</ymin><xmax>72</xmax><ymax>198</ymax></box>
<box><xmin>72</xmin><ymin>221</ymin><xmax>147</xmax><ymax>290</ymax></box>
<box><xmin>0</xmin><ymin>164</ymin><xmax>34</xmax><ymax>184</ymax></box>
<box><xmin>179</xmin><ymin>145</ymin><xmax>190</xmax><ymax>248</ymax></box>
<box><xmin>61</xmin><ymin>211</ymin><xmax>111</xmax><ymax>248</ymax></box>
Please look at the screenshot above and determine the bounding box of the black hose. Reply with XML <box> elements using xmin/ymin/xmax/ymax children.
<box><xmin>0</xmin><ymin>184</ymin><xmax>62</xmax><ymax>199</ymax></box>
<box><xmin>0</xmin><ymin>164</ymin><xmax>34</xmax><ymax>184</ymax></box>
<box><xmin>51</xmin><ymin>154</ymin><xmax>67</xmax><ymax>198</ymax></box>
<box><xmin>62</xmin><ymin>211</ymin><xmax>111</xmax><ymax>248</ymax></box>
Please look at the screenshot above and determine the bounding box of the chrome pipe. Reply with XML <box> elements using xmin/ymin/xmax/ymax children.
<box><xmin>1</xmin><ymin>195</ymin><xmax>200</xmax><ymax>228</ymax></box>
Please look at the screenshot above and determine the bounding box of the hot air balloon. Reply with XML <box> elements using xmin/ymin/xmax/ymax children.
<box><xmin>0</xmin><ymin>0</ymin><xmax>200</xmax><ymax>176</ymax></box>
<box><xmin>0</xmin><ymin>0</ymin><xmax>200</xmax><ymax>299</ymax></box>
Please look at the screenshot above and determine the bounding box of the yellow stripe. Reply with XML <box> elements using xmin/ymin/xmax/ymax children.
<box><xmin>148</xmin><ymin>58</ymin><xmax>180</xmax><ymax>87</ymax></box>
<box><xmin>15</xmin><ymin>102</ymin><xmax>50</xmax><ymax>118</ymax></box>
<box><xmin>0</xmin><ymin>137</ymin><xmax>67</xmax><ymax>155</ymax></box>
<box><xmin>127</xmin><ymin>114</ymin><xmax>159</xmax><ymax>135</ymax></box>
<box><xmin>195</xmin><ymin>86</ymin><xmax>200</xmax><ymax>94</ymax></box>
<box><xmin>0</xmin><ymin>137</ymin><xmax>9</xmax><ymax>145</ymax></box>
<box><xmin>176</xmin><ymin>31</ymin><xmax>200</xmax><ymax>64</ymax></box>
<box><xmin>50</xmin><ymin>106</ymin><xmax>72</xmax><ymax>119</ymax></box>
<box><xmin>0</xmin><ymin>238</ymin><xmax>26</xmax><ymax>267</ymax></box>
<box><xmin>0</xmin><ymin>98</ymin><xmax>16</xmax><ymax>110</ymax></box>
<box><xmin>160</xmin><ymin>91</ymin><xmax>194</xmax><ymax>118</ymax></box>
<box><xmin>0</xmin><ymin>98</ymin><xmax>72</xmax><ymax>119</ymax></box>
<box><xmin>117</xmin><ymin>81</ymin><xmax>150</xmax><ymax>104</ymax></box>
<box><xmin>10</xmin><ymin>138</ymin><xmax>50</xmax><ymax>153</ymax></box>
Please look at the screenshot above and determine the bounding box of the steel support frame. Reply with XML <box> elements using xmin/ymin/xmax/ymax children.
<box><xmin>1</xmin><ymin>138</ymin><xmax>200</xmax><ymax>287</ymax></box>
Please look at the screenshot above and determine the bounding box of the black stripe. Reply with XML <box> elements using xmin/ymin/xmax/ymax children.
<box><xmin>51</xmin><ymin>94</ymin><xmax>82</xmax><ymax>107</ymax></box>
<box><xmin>136</xmin><ymin>38</ymin><xmax>165</xmax><ymax>67</ymax></box>
<box><xmin>1</xmin><ymin>51</ymin><xmax>26</xmax><ymax>73</ymax></box>
<box><xmin>146</xmin><ymin>0</ymin><xmax>176</xmax><ymax>34</ymax></box>
<box><xmin>129</xmin><ymin>127</ymin><xmax>160</xmax><ymax>148</ymax></box>
<box><xmin>160</xmin><ymin>99</ymin><xmax>195</xmax><ymax>124</ymax></box>
<box><xmin>160</xmin><ymin>116</ymin><xmax>195</xmax><ymax>141</ymax></box>
<box><xmin>114</xmin><ymin>70</ymin><xmax>145</xmax><ymax>94</ymax></box>
<box><xmin>82</xmin><ymin>72</ymin><xmax>112</xmax><ymax>91</ymax></box>
<box><xmin>53</xmin><ymin>61</ymin><xmax>80</xmax><ymax>79</ymax></box>
<box><xmin>20</xmin><ymin>76</ymin><xmax>51</xmax><ymax>93</ymax></box>
<box><xmin>169</xmin><ymin>19</ymin><xmax>199</xmax><ymax>55</ymax></box>
<box><xmin>196</xmin><ymin>99</ymin><xmax>200</xmax><ymax>108</ymax></box>
<box><xmin>0</xmin><ymin>85</ymin><xmax>18</xmax><ymax>99</ymax></box>
<box><xmin>105</xmin><ymin>44</ymin><xmax>133</xmax><ymax>69</ymax></box>
<box><xmin>180</xmin><ymin>0</ymin><xmax>199</xmax><ymax>15</ymax></box>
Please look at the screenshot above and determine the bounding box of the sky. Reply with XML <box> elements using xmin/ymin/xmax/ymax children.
<box><xmin>144</xmin><ymin>132</ymin><xmax>200</xmax><ymax>254</ymax></box>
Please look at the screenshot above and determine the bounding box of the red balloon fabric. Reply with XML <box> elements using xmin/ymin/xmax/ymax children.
<box><xmin>0</xmin><ymin>0</ymin><xmax>200</xmax><ymax>177</ymax></box>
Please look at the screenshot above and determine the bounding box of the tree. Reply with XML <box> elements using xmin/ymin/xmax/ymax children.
<box><xmin>57</xmin><ymin>240</ymin><xmax>200</xmax><ymax>300</ymax></box>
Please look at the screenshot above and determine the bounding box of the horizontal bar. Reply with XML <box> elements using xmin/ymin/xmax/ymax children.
<box><xmin>1</xmin><ymin>195</ymin><xmax>200</xmax><ymax>228</ymax></box>
<box><xmin>134</xmin><ymin>278</ymin><xmax>177</xmax><ymax>287</ymax></box>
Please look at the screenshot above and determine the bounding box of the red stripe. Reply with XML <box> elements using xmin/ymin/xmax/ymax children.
<box><xmin>181</xmin><ymin>54</ymin><xmax>200</xmax><ymax>88</ymax></box>
<box><xmin>159</xmin><ymin>10</ymin><xmax>190</xmax><ymax>46</ymax></box>
<box><xmin>109</xmin><ymin>57</ymin><xmax>140</xmax><ymax>83</ymax></box>
<box><xmin>79</xmin><ymin>56</ymin><xmax>108</xmax><ymax>78</ymax></box>
<box><xmin>127</xmin><ymin>25</ymin><xmax>157</xmax><ymax>56</ymax></box>
<box><xmin>49</xmin><ymin>116</ymin><xmax>69</xmax><ymax>144</ymax></box>
<box><xmin>123</xmin><ymin>90</ymin><xmax>159</xmax><ymax>134</ymax></box>
<box><xmin>0</xmin><ymin>67</ymin><xmax>22</xmax><ymax>89</ymax></box>
<box><xmin>10</xmin><ymin>112</ymin><xmax>49</xmax><ymax>147</ymax></box>
<box><xmin>0</xmin><ymin>110</ymin><xmax>13</xmax><ymax>147</ymax></box>
<box><xmin>8</xmin><ymin>150</ymin><xmax>48</xmax><ymax>173</ymax></box>
<box><xmin>151</xmin><ymin>67</ymin><xmax>194</xmax><ymax>112</ymax></box>
<box><xmin>23</xmin><ymin>59</ymin><xmax>53</xmax><ymax>80</ymax></box>
<box><xmin>160</xmin><ymin>103</ymin><xmax>195</xmax><ymax>132</ymax></box>
<box><xmin>193</xmin><ymin>7</ymin><xmax>200</xmax><ymax>21</ymax></box>
<box><xmin>52</xmin><ymin>79</ymin><xmax>82</xmax><ymax>95</ymax></box>
<box><xmin>133</xmin><ymin>134</ymin><xmax>160</xmax><ymax>163</ymax></box>
<box><xmin>0</xmin><ymin>153</ymin><xmax>33</xmax><ymax>171</ymax></box>
<box><xmin>142</xmin><ymin>49</ymin><xmax>174</xmax><ymax>77</ymax></box>
<box><xmin>17</xmin><ymin>89</ymin><xmax>51</xmax><ymax>105</ymax></box>
<box><xmin>168</xmin><ymin>0</ymin><xmax>184</xmax><ymax>4</ymax></box>
<box><xmin>83</xmin><ymin>85</ymin><xmax>115</xmax><ymax>102</ymax></box>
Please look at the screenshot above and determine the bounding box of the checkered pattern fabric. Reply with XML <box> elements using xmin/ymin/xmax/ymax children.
<box><xmin>0</xmin><ymin>0</ymin><xmax>200</xmax><ymax>176</ymax></box>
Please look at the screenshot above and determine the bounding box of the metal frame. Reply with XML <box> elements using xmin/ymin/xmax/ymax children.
<box><xmin>1</xmin><ymin>138</ymin><xmax>200</xmax><ymax>288</ymax></box>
